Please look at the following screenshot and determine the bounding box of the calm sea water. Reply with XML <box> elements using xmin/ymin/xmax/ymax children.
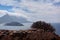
<box><xmin>0</xmin><ymin>23</ymin><xmax>60</xmax><ymax>35</ymax></box>
<box><xmin>0</xmin><ymin>23</ymin><xmax>32</xmax><ymax>30</ymax></box>
<box><xmin>51</xmin><ymin>23</ymin><xmax>60</xmax><ymax>36</ymax></box>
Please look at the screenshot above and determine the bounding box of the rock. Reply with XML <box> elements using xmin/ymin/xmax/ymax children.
<box><xmin>4</xmin><ymin>22</ymin><xmax>24</xmax><ymax>26</ymax></box>
<box><xmin>0</xmin><ymin>29</ymin><xmax>60</xmax><ymax>40</ymax></box>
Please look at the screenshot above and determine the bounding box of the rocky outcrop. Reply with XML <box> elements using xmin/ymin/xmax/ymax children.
<box><xmin>0</xmin><ymin>29</ymin><xmax>60</xmax><ymax>40</ymax></box>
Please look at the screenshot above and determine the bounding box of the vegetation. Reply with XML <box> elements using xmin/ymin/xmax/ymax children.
<box><xmin>31</xmin><ymin>21</ymin><xmax>55</xmax><ymax>32</ymax></box>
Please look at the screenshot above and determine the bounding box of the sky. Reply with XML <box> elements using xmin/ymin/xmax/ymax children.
<box><xmin>0</xmin><ymin>0</ymin><xmax>60</xmax><ymax>23</ymax></box>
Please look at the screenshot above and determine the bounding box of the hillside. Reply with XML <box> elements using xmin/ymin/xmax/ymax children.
<box><xmin>0</xmin><ymin>29</ymin><xmax>60</xmax><ymax>40</ymax></box>
<box><xmin>0</xmin><ymin>14</ymin><xmax>31</xmax><ymax>24</ymax></box>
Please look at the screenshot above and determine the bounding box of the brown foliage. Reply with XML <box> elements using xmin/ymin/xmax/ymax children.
<box><xmin>31</xmin><ymin>21</ymin><xmax>55</xmax><ymax>32</ymax></box>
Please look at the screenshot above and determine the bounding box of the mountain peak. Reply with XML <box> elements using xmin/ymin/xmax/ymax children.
<box><xmin>2</xmin><ymin>13</ymin><xmax>9</xmax><ymax>17</ymax></box>
<box><xmin>0</xmin><ymin>14</ymin><xmax>31</xmax><ymax>24</ymax></box>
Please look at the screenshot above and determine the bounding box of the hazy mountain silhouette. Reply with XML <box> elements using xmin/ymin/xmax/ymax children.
<box><xmin>0</xmin><ymin>14</ymin><xmax>30</xmax><ymax>24</ymax></box>
<box><xmin>4</xmin><ymin>22</ymin><xmax>24</xmax><ymax>26</ymax></box>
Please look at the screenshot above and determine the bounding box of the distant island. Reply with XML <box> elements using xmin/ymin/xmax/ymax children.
<box><xmin>4</xmin><ymin>22</ymin><xmax>24</xmax><ymax>26</ymax></box>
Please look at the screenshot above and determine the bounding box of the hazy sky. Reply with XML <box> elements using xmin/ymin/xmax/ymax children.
<box><xmin>0</xmin><ymin>0</ymin><xmax>60</xmax><ymax>23</ymax></box>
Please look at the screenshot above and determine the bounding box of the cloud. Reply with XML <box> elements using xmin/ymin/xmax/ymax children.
<box><xmin>54</xmin><ymin>0</ymin><xmax>60</xmax><ymax>2</ymax></box>
<box><xmin>0</xmin><ymin>0</ymin><xmax>20</xmax><ymax>7</ymax></box>
<box><xmin>0</xmin><ymin>10</ymin><xmax>28</xmax><ymax>19</ymax></box>
<box><xmin>0</xmin><ymin>0</ymin><xmax>60</xmax><ymax>23</ymax></box>
<box><xmin>0</xmin><ymin>10</ymin><xmax>8</xmax><ymax>17</ymax></box>
<box><xmin>53</xmin><ymin>2</ymin><xmax>60</xmax><ymax>6</ymax></box>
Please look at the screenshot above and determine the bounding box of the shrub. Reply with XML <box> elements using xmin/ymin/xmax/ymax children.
<box><xmin>31</xmin><ymin>21</ymin><xmax>55</xmax><ymax>32</ymax></box>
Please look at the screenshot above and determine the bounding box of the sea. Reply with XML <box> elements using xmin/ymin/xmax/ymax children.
<box><xmin>0</xmin><ymin>23</ymin><xmax>60</xmax><ymax>36</ymax></box>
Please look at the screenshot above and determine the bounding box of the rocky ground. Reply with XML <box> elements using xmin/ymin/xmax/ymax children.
<box><xmin>0</xmin><ymin>29</ymin><xmax>60</xmax><ymax>40</ymax></box>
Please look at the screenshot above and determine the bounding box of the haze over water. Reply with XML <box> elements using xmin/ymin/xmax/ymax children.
<box><xmin>0</xmin><ymin>23</ymin><xmax>60</xmax><ymax>36</ymax></box>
